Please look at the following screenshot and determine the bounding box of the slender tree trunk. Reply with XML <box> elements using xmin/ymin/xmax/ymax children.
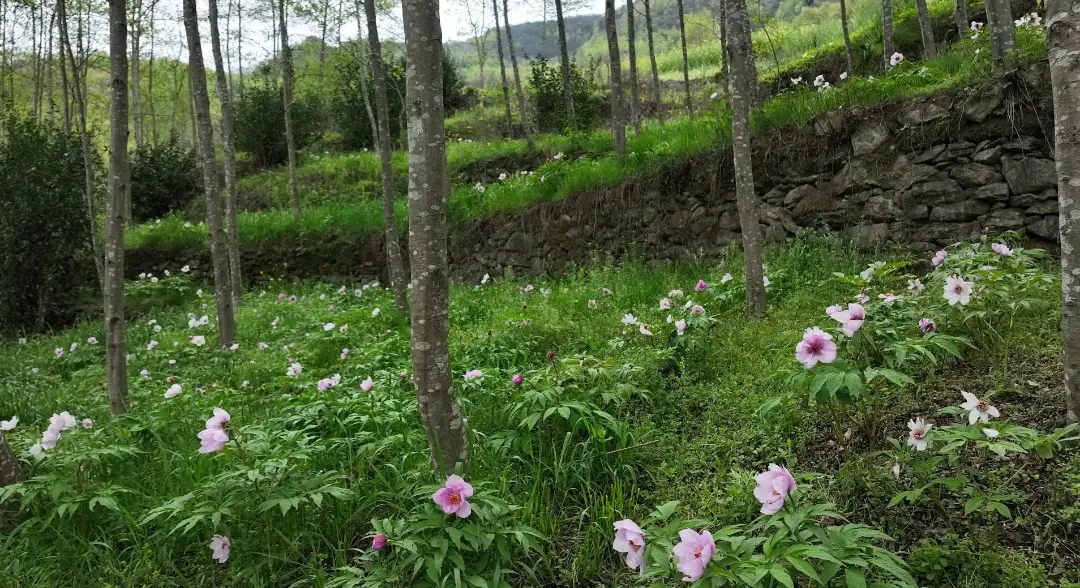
<box><xmin>643</xmin><ymin>0</ymin><xmax>663</xmax><ymax>124</ymax></box>
<box><xmin>279</xmin><ymin>0</ymin><xmax>301</xmax><ymax>218</ymax></box>
<box><xmin>351</xmin><ymin>0</ymin><xmax>379</xmax><ymax>141</ymax></box>
<box><xmin>182</xmin><ymin>0</ymin><xmax>237</xmax><ymax>347</ymax></box>
<box><xmin>401</xmin><ymin>0</ymin><xmax>469</xmax><ymax>477</ymax></box>
<box><xmin>955</xmin><ymin>0</ymin><xmax>969</xmax><ymax>38</ymax></box>
<box><xmin>553</xmin><ymin>0</ymin><xmax>576</xmax><ymax>130</ymax></box>
<box><xmin>0</xmin><ymin>433</ymin><xmax>25</xmax><ymax>528</ymax></box>
<box><xmin>131</xmin><ymin>0</ymin><xmax>143</xmax><ymax>150</ymax></box>
<box><xmin>503</xmin><ymin>0</ymin><xmax>534</xmax><ymax>150</ymax></box>
<box><xmin>47</xmin><ymin>7</ymin><xmax>56</xmax><ymax>125</ymax></box>
<box><xmin>727</xmin><ymin>0</ymin><xmax>766</xmax><ymax>315</ymax></box>
<box><xmin>492</xmin><ymin>0</ymin><xmax>513</xmax><ymax>138</ymax></box>
<box><xmin>840</xmin><ymin>0</ymin><xmax>854</xmax><ymax>74</ymax></box>
<box><xmin>915</xmin><ymin>0</ymin><xmax>937</xmax><ymax>58</ymax></box>
<box><xmin>676</xmin><ymin>0</ymin><xmax>692</xmax><ymax>116</ymax></box>
<box><xmin>56</xmin><ymin>0</ymin><xmax>70</xmax><ymax>133</ymax></box>
<box><xmin>105</xmin><ymin>0</ymin><xmax>129</xmax><ymax>416</ymax></box>
<box><xmin>209</xmin><ymin>0</ymin><xmax>243</xmax><ymax>304</ymax></box>
<box><xmin>626</xmin><ymin>0</ymin><xmax>641</xmax><ymax>132</ymax></box>
<box><xmin>237</xmin><ymin>0</ymin><xmax>243</xmax><ymax>92</ymax></box>
<box><xmin>605</xmin><ymin>0</ymin><xmax>626</xmax><ymax>154</ymax></box>
<box><xmin>318</xmin><ymin>0</ymin><xmax>329</xmax><ymax>96</ymax></box>
<box><xmin>882</xmin><ymin>0</ymin><xmax>894</xmax><ymax>70</ymax></box>
<box><xmin>1048</xmin><ymin>0</ymin><xmax>1080</xmax><ymax>424</ymax></box>
<box><xmin>147</xmin><ymin>3</ymin><xmax>156</xmax><ymax>143</ymax></box>
<box><xmin>719</xmin><ymin>0</ymin><xmax>730</xmax><ymax>102</ymax></box>
<box><xmin>365</xmin><ymin>0</ymin><xmax>409</xmax><ymax>314</ymax></box>
<box><xmin>984</xmin><ymin>0</ymin><xmax>1015</xmax><ymax>70</ymax></box>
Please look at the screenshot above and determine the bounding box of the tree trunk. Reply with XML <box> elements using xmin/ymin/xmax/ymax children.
<box><xmin>625</xmin><ymin>0</ymin><xmax>641</xmax><ymax>132</ymax></box>
<box><xmin>643</xmin><ymin>0</ymin><xmax>663</xmax><ymax>124</ymax></box>
<box><xmin>984</xmin><ymin>0</ymin><xmax>1015</xmax><ymax>70</ymax></box>
<box><xmin>492</xmin><ymin>0</ymin><xmax>513</xmax><ymax>138</ymax></box>
<box><xmin>553</xmin><ymin>0</ymin><xmax>576</xmax><ymax>130</ymax></box>
<box><xmin>130</xmin><ymin>0</ymin><xmax>143</xmax><ymax>150</ymax></box>
<box><xmin>605</xmin><ymin>0</ymin><xmax>626</xmax><ymax>155</ymax></box>
<box><xmin>401</xmin><ymin>0</ymin><xmax>470</xmax><ymax>477</ymax></box>
<box><xmin>915</xmin><ymin>0</ymin><xmax>937</xmax><ymax>58</ymax></box>
<box><xmin>182</xmin><ymin>0</ymin><xmax>237</xmax><ymax>347</ymax></box>
<box><xmin>209</xmin><ymin>0</ymin><xmax>243</xmax><ymax>305</ymax></box>
<box><xmin>727</xmin><ymin>0</ymin><xmax>766</xmax><ymax>315</ymax></box>
<box><xmin>105</xmin><ymin>0</ymin><xmax>129</xmax><ymax>416</ymax></box>
<box><xmin>676</xmin><ymin>0</ymin><xmax>692</xmax><ymax>117</ymax></box>
<box><xmin>955</xmin><ymin>0</ymin><xmax>969</xmax><ymax>39</ymax></box>
<box><xmin>719</xmin><ymin>0</ymin><xmax>730</xmax><ymax>102</ymax></box>
<box><xmin>57</xmin><ymin>0</ymin><xmax>70</xmax><ymax>134</ymax></box>
<box><xmin>882</xmin><ymin>0</ymin><xmax>894</xmax><ymax>70</ymax></box>
<box><xmin>0</xmin><ymin>433</ymin><xmax>25</xmax><ymax>529</ymax></box>
<box><xmin>502</xmin><ymin>0</ymin><xmax>534</xmax><ymax>150</ymax></box>
<box><xmin>840</xmin><ymin>0</ymin><xmax>854</xmax><ymax>74</ymax></box>
<box><xmin>351</xmin><ymin>0</ymin><xmax>379</xmax><ymax>142</ymax></box>
<box><xmin>365</xmin><ymin>0</ymin><xmax>409</xmax><ymax>314</ymax></box>
<box><xmin>1048</xmin><ymin>0</ymin><xmax>1080</xmax><ymax>424</ymax></box>
<box><xmin>147</xmin><ymin>3</ymin><xmax>156</xmax><ymax>143</ymax></box>
<box><xmin>279</xmin><ymin>0</ymin><xmax>302</xmax><ymax>219</ymax></box>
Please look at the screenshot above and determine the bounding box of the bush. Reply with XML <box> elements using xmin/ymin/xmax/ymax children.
<box><xmin>0</xmin><ymin>113</ymin><xmax>94</xmax><ymax>332</ymax></box>
<box><xmin>129</xmin><ymin>134</ymin><xmax>201</xmax><ymax>222</ymax></box>
<box><xmin>528</xmin><ymin>57</ymin><xmax>605</xmax><ymax>133</ymax></box>
<box><xmin>234</xmin><ymin>82</ymin><xmax>321</xmax><ymax>168</ymax></box>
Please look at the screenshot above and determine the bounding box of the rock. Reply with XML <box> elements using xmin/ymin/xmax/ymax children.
<box><xmin>864</xmin><ymin>196</ymin><xmax>901</xmax><ymax>221</ymax></box>
<box><xmin>950</xmin><ymin>163</ymin><xmax>1002</xmax><ymax>188</ymax></box>
<box><xmin>849</xmin><ymin>190</ymin><xmax>874</xmax><ymax>204</ymax></box>
<box><xmin>793</xmin><ymin>191</ymin><xmax>843</xmax><ymax>217</ymax></box>
<box><xmin>899</xmin><ymin>102</ymin><xmax>949</xmax><ymax>126</ymax></box>
<box><xmin>919</xmin><ymin>222</ymin><xmax>978</xmax><ymax>242</ymax></box>
<box><xmin>718</xmin><ymin>211</ymin><xmax>741</xmax><ymax>230</ymax></box>
<box><xmin>847</xmin><ymin>223</ymin><xmax>891</xmax><ymax>247</ymax></box>
<box><xmin>829</xmin><ymin>158</ymin><xmax>893</xmax><ymax>194</ymax></box>
<box><xmin>929</xmin><ymin>200</ymin><xmax>990</xmax><ymax>222</ymax></box>
<box><xmin>760</xmin><ymin>204</ymin><xmax>800</xmax><ymax>235</ymax></box>
<box><xmin>784</xmin><ymin>184</ymin><xmax>817</xmax><ymax>207</ymax></box>
<box><xmin>1027</xmin><ymin>200</ymin><xmax>1058</xmax><ymax>216</ymax></box>
<box><xmin>982</xmin><ymin>209</ymin><xmax>1026</xmax><ymax>233</ymax></box>
<box><xmin>814</xmin><ymin>109</ymin><xmax>852</xmax><ymax>136</ymax></box>
<box><xmin>911</xmin><ymin>179</ymin><xmax>965</xmax><ymax>203</ymax></box>
<box><xmin>764</xmin><ymin>186</ymin><xmax>787</xmax><ymax>206</ymax></box>
<box><xmin>1002</xmin><ymin>136</ymin><xmax>1043</xmax><ymax>152</ymax></box>
<box><xmin>1001</xmin><ymin>156</ymin><xmax>1057</xmax><ymax>195</ymax></box>
<box><xmin>1028</xmin><ymin>215</ymin><xmax>1059</xmax><ymax>241</ymax></box>
<box><xmin>907</xmin><ymin>204</ymin><xmax>930</xmax><ymax>220</ymax></box>
<box><xmin>892</xmin><ymin>163</ymin><xmax>946</xmax><ymax>191</ymax></box>
<box><xmin>971</xmin><ymin>182</ymin><xmax>1011</xmax><ymax>203</ymax></box>
<box><xmin>964</xmin><ymin>93</ymin><xmax>1001</xmax><ymax>123</ymax></box>
<box><xmin>972</xmin><ymin>146</ymin><xmax>1004</xmax><ymax>166</ymax></box>
<box><xmin>913</xmin><ymin>144</ymin><xmax>947</xmax><ymax>163</ymax></box>
<box><xmin>851</xmin><ymin>123</ymin><xmax>891</xmax><ymax>156</ymax></box>
<box><xmin>504</xmin><ymin>231</ymin><xmax>529</xmax><ymax>252</ymax></box>
<box><xmin>1012</xmin><ymin>193</ymin><xmax>1038</xmax><ymax>208</ymax></box>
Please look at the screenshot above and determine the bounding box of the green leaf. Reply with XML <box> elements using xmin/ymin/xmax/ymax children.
<box><xmin>845</xmin><ymin>568</ymin><xmax>867</xmax><ymax>588</ymax></box>
<box><xmin>769</xmin><ymin>565</ymin><xmax>795</xmax><ymax>588</ymax></box>
<box><xmin>783</xmin><ymin>556</ymin><xmax>822</xmax><ymax>583</ymax></box>
<box><xmin>964</xmin><ymin>496</ymin><xmax>985</xmax><ymax>515</ymax></box>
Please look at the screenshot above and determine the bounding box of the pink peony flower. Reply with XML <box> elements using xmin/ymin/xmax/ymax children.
<box><xmin>754</xmin><ymin>464</ymin><xmax>797</xmax><ymax>514</ymax></box>
<box><xmin>259</xmin><ymin>342</ymin><xmax>269</xmax><ymax>350</ymax></box>
<box><xmin>795</xmin><ymin>327</ymin><xmax>837</xmax><ymax>368</ymax></box>
<box><xmin>209</xmin><ymin>535</ymin><xmax>231</xmax><ymax>563</ymax></box>
<box><xmin>931</xmin><ymin>250</ymin><xmax>947</xmax><ymax>266</ymax></box>
<box><xmin>721</xmin><ymin>273</ymin><xmax>733</xmax><ymax>284</ymax></box>
<box><xmin>832</xmin><ymin>303</ymin><xmax>865</xmax><ymax>337</ymax></box>
<box><xmin>991</xmin><ymin>242</ymin><xmax>1013</xmax><ymax>256</ymax></box>
<box><xmin>288</xmin><ymin>295</ymin><xmax>297</xmax><ymax>303</ymax></box>
<box><xmin>165</xmin><ymin>384</ymin><xmax>182</xmax><ymax>398</ymax></box>
<box><xmin>360</xmin><ymin>377</ymin><xmax>374</xmax><ymax>392</ymax></box>
<box><xmin>675</xmin><ymin>319</ymin><xmax>687</xmax><ymax>335</ymax></box>
<box><xmin>587</xmin><ymin>299</ymin><xmax>597</xmax><ymax>309</ymax></box>
<box><xmin>354</xmin><ymin>288</ymin><xmax>363</xmax><ymax>297</ymax></box>
<box><xmin>464</xmin><ymin>369</ymin><xmax>483</xmax><ymax>380</ymax></box>
<box><xmin>82</xmin><ymin>418</ymin><xmax>93</xmax><ymax>429</ymax></box>
<box><xmin>432</xmin><ymin>475</ymin><xmax>474</xmax><ymax>518</ymax></box>
<box><xmin>672</xmin><ymin>528</ymin><xmax>715</xmax><ymax>582</ymax></box>
<box><xmin>889</xmin><ymin>52</ymin><xmax>905</xmax><ymax>67</ymax></box>
<box><xmin>341</xmin><ymin>348</ymin><xmax>350</xmax><ymax>360</ymax></box>
<box><xmin>372</xmin><ymin>308</ymin><xmax>381</xmax><ymax>317</ymax></box>
<box><xmin>55</xmin><ymin>347</ymin><xmax>64</xmax><ymax>357</ymax></box>
<box><xmin>668</xmin><ymin>289</ymin><xmax>685</xmax><ymax>297</ymax></box>
<box><xmin>0</xmin><ymin>416</ymin><xmax>17</xmax><ymax>431</ymax></box>
<box><xmin>690</xmin><ymin>304</ymin><xmax>705</xmax><ymax>316</ymax></box>
<box><xmin>919</xmin><ymin>318</ymin><xmax>936</xmax><ymax>333</ymax></box>
<box><xmin>659</xmin><ymin>298</ymin><xmax>672</xmax><ymax>310</ymax></box>
<box><xmin>907</xmin><ymin>417</ymin><xmax>932</xmax><ymax>451</ymax></box>
<box><xmin>512</xmin><ymin>374</ymin><xmax>524</xmax><ymax>385</ymax></box>
<box><xmin>372</xmin><ymin>533</ymin><xmax>387</xmax><ymax>551</ymax></box>
<box><xmin>198</xmin><ymin>408</ymin><xmax>231</xmax><ymax>454</ymax></box>
<box><xmin>87</xmin><ymin>337</ymin><xmax>98</xmax><ymax>345</ymax></box>
<box><xmin>943</xmin><ymin>275</ymin><xmax>973</xmax><ymax>305</ymax></box>
<box><xmin>287</xmin><ymin>362</ymin><xmax>303</xmax><ymax>376</ymax></box>
<box><xmin>190</xmin><ymin>335</ymin><xmax>206</xmax><ymax>347</ymax></box>
<box><xmin>612</xmin><ymin>519</ymin><xmax>646</xmax><ymax>574</ymax></box>
<box><xmin>826</xmin><ymin>304</ymin><xmax>843</xmax><ymax>317</ymax></box>
<box><xmin>695</xmin><ymin>280</ymin><xmax>708</xmax><ymax>292</ymax></box>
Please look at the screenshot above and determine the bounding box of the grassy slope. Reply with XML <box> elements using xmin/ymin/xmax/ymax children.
<box><xmin>1</xmin><ymin>236</ymin><xmax>1074</xmax><ymax>586</ymax></box>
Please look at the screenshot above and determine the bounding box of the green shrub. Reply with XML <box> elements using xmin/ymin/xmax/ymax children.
<box><xmin>129</xmin><ymin>134</ymin><xmax>201</xmax><ymax>222</ymax></box>
<box><xmin>0</xmin><ymin>113</ymin><xmax>94</xmax><ymax>332</ymax></box>
<box><xmin>528</xmin><ymin>57</ymin><xmax>605</xmax><ymax>133</ymax></box>
<box><xmin>233</xmin><ymin>82</ymin><xmax>321</xmax><ymax>167</ymax></box>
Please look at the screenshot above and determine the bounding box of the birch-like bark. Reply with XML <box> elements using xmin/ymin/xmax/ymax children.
<box><xmin>279</xmin><ymin>0</ymin><xmax>301</xmax><ymax>218</ymax></box>
<box><xmin>605</xmin><ymin>0</ymin><xmax>626</xmax><ymax>155</ymax></box>
<box><xmin>104</xmin><ymin>0</ymin><xmax>130</xmax><ymax>415</ymax></box>
<box><xmin>0</xmin><ymin>433</ymin><xmax>25</xmax><ymax>528</ymax></box>
<box><xmin>492</xmin><ymin>0</ymin><xmax>513</xmax><ymax>138</ymax></box>
<box><xmin>915</xmin><ymin>0</ymin><xmax>937</xmax><ymax>58</ymax></box>
<box><xmin>643</xmin><ymin>0</ymin><xmax>663</xmax><ymax>124</ymax></box>
<box><xmin>984</xmin><ymin>0</ymin><xmax>1015</xmax><ymax>70</ymax></box>
<box><xmin>728</xmin><ymin>0</ymin><xmax>765</xmax><ymax>315</ymax></box>
<box><xmin>882</xmin><ymin>0</ymin><xmax>894</xmax><ymax>70</ymax></box>
<box><xmin>183</xmin><ymin>0</ymin><xmax>237</xmax><ymax>347</ymax></box>
<box><xmin>130</xmin><ymin>0</ymin><xmax>143</xmax><ymax>150</ymax></box>
<box><xmin>502</xmin><ymin>0</ymin><xmax>534</xmax><ymax>150</ymax></box>
<box><xmin>553</xmin><ymin>0</ymin><xmax>576</xmax><ymax>130</ymax></box>
<box><xmin>955</xmin><ymin>0</ymin><xmax>969</xmax><ymax>38</ymax></box>
<box><xmin>840</xmin><ymin>0</ymin><xmax>854</xmax><ymax>74</ymax></box>
<box><xmin>364</xmin><ymin>0</ymin><xmax>409</xmax><ymax>314</ymax></box>
<box><xmin>676</xmin><ymin>0</ymin><xmax>692</xmax><ymax>117</ymax></box>
<box><xmin>208</xmin><ymin>0</ymin><xmax>243</xmax><ymax>304</ymax></box>
<box><xmin>351</xmin><ymin>0</ymin><xmax>378</xmax><ymax>140</ymax></box>
<box><xmin>1047</xmin><ymin>0</ymin><xmax>1080</xmax><ymax>424</ymax></box>
<box><xmin>719</xmin><ymin>0</ymin><xmax>729</xmax><ymax>102</ymax></box>
<box><xmin>401</xmin><ymin>0</ymin><xmax>469</xmax><ymax>477</ymax></box>
<box><xmin>626</xmin><ymin>0</ymin><xmax>641</xmax><ymax>132</ymax></box>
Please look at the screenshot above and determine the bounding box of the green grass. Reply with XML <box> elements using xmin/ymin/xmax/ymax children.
<box><xmin>3</xmin><ymin>235</ymin><xmax>1076</xmax><ymax>586</ymax></box>
<box><xmin>128</xmin><ymin>27</ymin><xmax>1041</xmax><ymax>254</ymax></box>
